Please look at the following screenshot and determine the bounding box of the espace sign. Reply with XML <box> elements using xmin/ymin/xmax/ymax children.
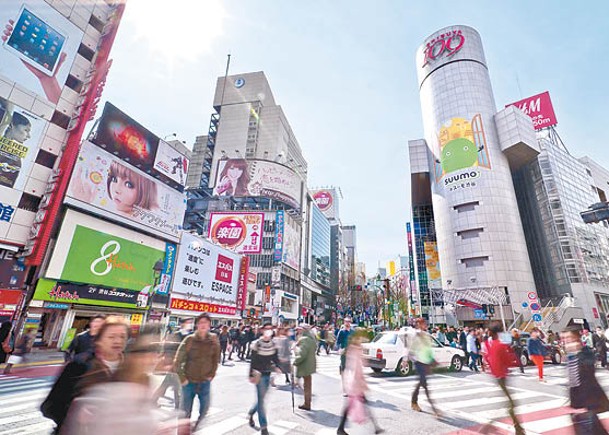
<box><xmin>422</xmin><ymin>29</ymin><xmax>465</xmax><ymax>68</ymax></box>
<box><xmin>506</xmin><ymin>91</ymin><xmax>558</xmax><ymax>131</ymax></box>
<box><xmin>215</xmin><ymin>255</ymin><xmax>234</xmax><ymax>283</ymax></box>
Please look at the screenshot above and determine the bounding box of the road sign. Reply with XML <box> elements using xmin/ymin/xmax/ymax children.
<box><xmin>532</xmin><ymin>313</ymin><xmax>542</xmax><ymax>322</ymax></box>
<box><xmin>521</xmin><ymin>302</ymin><xmax>529</xmax><ymax>308</ymax></box>
<box><xmin>528</xmin><ymin>292</ymin><xmax>538</xmax><ymax>300</ymax></box>
<box><xmin>530</xmin><ymin>302</ymin><xmax>541</xmax><ymax>311</ymax></box>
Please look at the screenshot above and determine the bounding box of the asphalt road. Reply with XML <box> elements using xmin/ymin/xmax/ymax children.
<box><xmin>2</xmin><ymin>354</ymin><xmax>609</xmax><ymax>434</ymax></box>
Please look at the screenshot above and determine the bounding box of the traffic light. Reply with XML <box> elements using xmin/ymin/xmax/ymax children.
<box><xmin>481</xmin><ymin>304</ymin><xmax>488</xmax><ymax>315</ymax></box>
<box><xmin>489</xmin><ymin>305</ymin><xmax>495</xmax><ymax>315</ymax></box>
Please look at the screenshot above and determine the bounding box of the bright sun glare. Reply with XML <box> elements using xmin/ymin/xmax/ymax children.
<box><xmin>125</xmin><ymin>0</ymin><xmax>226</xmax><ymax>62</ymax></box>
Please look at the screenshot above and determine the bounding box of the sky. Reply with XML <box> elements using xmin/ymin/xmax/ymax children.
<box><xmin>99</xmin><ymin>0</ymin><xmax>609</xmax><ymax>274</ymax></box>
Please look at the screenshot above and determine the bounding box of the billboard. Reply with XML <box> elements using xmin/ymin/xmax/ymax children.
<box><xmin>274</xmin><ymin>210</ymin><xmax>284</xmax><ymax>261</ymax></box>
<box><xmin>0</xmin><ymin>1</ymin><xmax>84</xmax><ymax>104</ymax></box>
<box><xmin>433</xmin><ymin>114</ymin><xmax>491</xmax><ymax>191</ymax></box>
<box><xmin>0</xmin><ymin>97</ymin><xmax>47</xmax><ymax>190</ymax></box>
<box><xmin>423</xmin><ymin>242</ymin><xmax>441</xmax><ymax>288</ymax></box>
<box><xmin>282</xmin><ymin>215</ymin><xmax>300</xmax><ymax>272</ymax></box>
<box><xmin>171</xmin><ymin>232</ymin><xmax>243</xmax><ymax>315</ymax></box>
<box><xmin>213</xmin><ymin>159</ymin><xmax>302</xmax><ymax>208</ymax></box>
<box><xmin>208</xmin><ymin>212</ymin><xmax>264</xmax><ymax>254</ymax></box>
<box><xmin>311</xmin><ymin>189</ymin><xmax>339</xmax><ymax>221</ymax></box>
<box><xmin>154</xmin><ymin>140</ymin><xmax>189</xmax><ymax>187</ymax></box>
<box><xmin>92</xmin><ymin>103</ymin><xmax>190</xmax><ymax>190</ymax></box>
<box><xmin>506</xmin><ymin>91</ymin><xmax>558</xmax><ymax>130</ymax></box>
<box><xmin>33</xmin><ymin>278</ymin><xmax>143</xmax><ymax>309</ymax></box>
<box><xmin>47</xmin><ymin>224</ymin><xmax>166</xmax><ymax>295</ymax></box>
<box><xmin>66</xmin><ymin>141</ymin><xmax>186</xmax><ymax>239</ymax></box>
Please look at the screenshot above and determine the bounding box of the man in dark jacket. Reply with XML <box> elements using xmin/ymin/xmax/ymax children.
<box><xmin>247</xmin><ymin>323</ymin><xmax>279</xmax><ymax>435</ymax></box>
<box><xmin>593</xmin><ymin>326</ymin><xmax>608</xmax><ymax>368</ymax></box>
<box><xmin>65</xmin><ymin>315</ymin><xmax>105</xmax><ymax>363</ymax></box>
<box><xmin>174</xmin><ymin>313</ymin><xmax>220</xmax><ymax>430</ymax></box>
<box><xmin>562</xmin><ymin>327</ymin><xmax>609</xmax><ymax>434</ymax></box>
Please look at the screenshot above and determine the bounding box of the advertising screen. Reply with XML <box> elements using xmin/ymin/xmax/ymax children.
<box><xmin>51</xmin><ymin>224</ymin><xmax>166</xmax><ymax>294</ymax></box>
<box><xmin>171</xmin><ymin>232</ymin><xmax>243</xmax><ymax>315</ymax></box>
<box><xmin>423</xmin><ymin>242</ymin><xmax>441</xmax><ymax>288</ymax></box>
<box><xmin>66</xmin><ymin>141</ymin><xmax>186</xmax><ymax>239</ymax></box>
<box><xmin>282</xmin><ymin>215</ymin><xmax>300</xmax><ymax>272</ymax></box>
<box><xmin>154</xmin><ymin>140</ymin><xmax>189</xmax><ymax>187</ymax></box>
<box><xmin>208</xmin><ymin>212</ymin><xmax>264</xmax><ymax>254</ymax></box>
<box><xmin>0</xmin><ymin>1</ymin><xmax>83</xmax><ymax>104</ymax></box>
<box><xmin>0</xmin><ymin>97</ymin><xmax>47</xmax><ymax>190</ymax></box>
<box><xmin>92</xmin><ymin>102</ymin><xmax>159</xmax><ymax>171</ymax></box>
<box><xmin>506</xmin><ymin>91</ymin><xmax>558</xmax><ymax>130</ymax></box>
<box><xmin>213</xmin><ymin>159</ymin><xmax>302</xmax><ymax>208</ymax></box>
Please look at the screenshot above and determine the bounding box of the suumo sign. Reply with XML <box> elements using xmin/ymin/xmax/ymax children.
<box><xmin>422</xmin><ymin>29</ymin><xmax>465</xmax><ymax>67</ymax></box>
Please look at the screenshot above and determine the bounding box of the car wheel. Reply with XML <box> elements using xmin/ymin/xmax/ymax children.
<box><xmin>371</xmin><ymin>368</ymin><xmax>382</xmax><ymax>373</ymax></box>
<box><xmin>551</xmin><ymin>351</ymin><xmax>562</xmax><ymax>365</ymax></box>
<box><xmin>450</xmin><ymin>355</ymin><xmax>463</xmax><ymax>372</ymax></box>
<box><xmin>520</xmin><ymin>354</ymin><xmax>529</xmax><ymax>367</ymax></box>
<box><xmin>396</xmin><ymin>358</ymin><xmax>411</xmax><ymax>376</ymax></box>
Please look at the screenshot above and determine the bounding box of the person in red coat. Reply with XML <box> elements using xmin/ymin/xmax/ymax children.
<box><xmin>487</xmin><ymin>323</ymin><xmax>525</xmax><ymax>435</ymax></box>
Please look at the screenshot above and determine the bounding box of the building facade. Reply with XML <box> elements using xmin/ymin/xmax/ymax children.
<box><xmin>409</xmin><ymin>25</ymin><xmax>540</xmax><ymax>318</ymax></box>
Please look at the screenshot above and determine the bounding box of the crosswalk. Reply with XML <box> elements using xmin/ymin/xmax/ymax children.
<box><xmin>0</xmin><ymin>373</ymin><xmax>55</xmax><ymax>435</ymax></box>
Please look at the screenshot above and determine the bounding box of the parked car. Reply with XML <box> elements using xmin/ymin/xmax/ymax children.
<box><xmin>361</xmin><ymin>328</ymin><xmax>466</xmax><ymax>376</ymax></box>
<box><xmin>518</xmin><ymin>332</ymin><xmax>563</xmax><ymax>365</ymax></box>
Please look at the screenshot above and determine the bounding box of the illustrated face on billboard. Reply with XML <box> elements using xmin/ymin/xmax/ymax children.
<box><xmin>0</xmin><ymin>1</ymin><xmax>84</xmax><ymax>104</ymax></box>
<box><xmin>0</xmin><ymin>97</ymin><xmax>46</xmax><ymax>190</ymax></box>
<box><xmin>66</xmin><ymin>141</ymin><xmax>186</xmax><ymax>239</ymax></box>
<box><xmin>433</xmin><ymin>114</ymin><xmax>491</xmax><ymax>187</ymax></box>
<box><xmin>214</xmin><ymin>159</ymin><xmax>301</xmax><ymax>208</ymax></box>
<box><xmin>313</xmin><ymin>190</ymin><xmax>333</xmax><ymax>212</ymax></box>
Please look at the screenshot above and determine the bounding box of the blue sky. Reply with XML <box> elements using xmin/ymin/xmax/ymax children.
<box><xmin>99</xmin><ymin>0</ymin><xmax>609</xmax><ymax>273</ymax></box>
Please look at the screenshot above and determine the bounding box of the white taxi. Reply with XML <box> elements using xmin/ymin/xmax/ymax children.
<box><xmin>361</xmin><ymin>328</ymin><xmax>466</xmax><ymax>376</ymax></box>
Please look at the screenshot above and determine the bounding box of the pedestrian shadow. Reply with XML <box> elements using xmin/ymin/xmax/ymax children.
<box><xmin>295</xmin><ymin>409</ymin><xmax>340</xmax><ymax>427</ymax></box>
<box><xmin>367</xmin><ymin>399</ymin><xmax>399</xmax><ymax>411</ymax></box>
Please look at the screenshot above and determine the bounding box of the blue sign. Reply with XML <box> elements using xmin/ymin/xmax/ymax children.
<box><xmin>521</xmin><ymin>302</ymin><xmax>529</xmax><ymax>308</ymax></box>
<box><xmin>474</xmin><ymin>309</ymin><xmax>487</xmax><ymax>319</ymax></box>
<box><xmin>44</xmin><ymin>302</ymin><xmax>69</xmax><ymax>310</ymax></box>
<box><xmin>157</xmin><ymin>243</ymin><xmax>177</xmax><ymax>295</ymax></box>
<box><xmin>530</xmin><ymin>303</ymin><xmax>541</xmax><ymax>311</ymax></box>
<box><xmin>274</xmin><ymin>210</ymin><xmax>284</xmax><ymax>262</ymax></box>
<box><xmin>532</xmin><ymin>313</ymin><xmax>542</xmax><ymax>322</ymax></box>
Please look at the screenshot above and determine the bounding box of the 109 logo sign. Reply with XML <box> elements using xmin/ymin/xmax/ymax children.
<box><xmin>422</xmin><ymin>29</ymin><xmax>465</xmax><ymax>67</ymax></box>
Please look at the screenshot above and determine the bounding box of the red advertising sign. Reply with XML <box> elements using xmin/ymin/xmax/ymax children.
<box><xmin>506</xmin><ymin>91</ymin><xmax>557</xmax><ymax>130</ymax></box>
<box><xmin>422</xmin><ymin>29</ymin><xmax>465</xmax><ymax>68</ymax></box>
<box><xmin>170</xmin><ymin>298</ymin><xmax>236</xmax><ymax>316</ymax></box>
<box><xmin>236</xmin><ymin>256</ymin><xmax>249</xmax><ymax>311</ymax></box>
<box><xmin>209</xmin><ymin>212</ymin><xmax>263</xmax><ymax>254</ymax></box>
<box><xmin>313</xmin><ymin>190</ymin><xmax>333</xmax><ymax>212</ymax></box>
<box><xmin>215</xmin><ymin>255</ymin><xmax>234</xmax><ymax>283</ymax></box>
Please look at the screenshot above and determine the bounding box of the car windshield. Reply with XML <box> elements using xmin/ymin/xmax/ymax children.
<box><xmin>372</xmin><ymin>332</ymin><xmax>398</xmax><ymax>345</ymax></box>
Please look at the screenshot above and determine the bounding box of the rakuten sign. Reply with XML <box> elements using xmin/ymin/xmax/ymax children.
<box><xmin>506</xmin><ymin>91</ymin><xmax>558</xmax><ymax>131</ymax></box>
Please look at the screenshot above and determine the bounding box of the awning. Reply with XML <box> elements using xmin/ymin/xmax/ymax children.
<box><xmin>0</xmin><ymin>243</ymin><xmax>19</xmax><ymax>252</ymax></box>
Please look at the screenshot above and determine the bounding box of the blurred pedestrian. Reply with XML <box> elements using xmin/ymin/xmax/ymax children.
<box><xmin>436</xmin><ymin>327</ymin><xmax>446</xmax><ymax>346</ymax></box>
<box><xmin>337</xmin><ymin>329</ymin><xmax>384</xmax><ymax>435</ymax></box>
<box><xmin>152</xmin><ymin>322</ymin><xmax>191</xmax><ymax>409</ymax></box>
<box><xmin>317</xmin><ymin>325</ymin><xmax>330</xmax><ymax>356</ymax></box>
<box><xmin>4</xmin><ymin>328</ymin><xmax>35</xmax><ymax>374</ymax></box>
<box><xmin>294</xmin><ymin>323</ymin><xmax>317</xmax><ymax>411</ymax></box>
<box><xmin>593</xmin><ymin>326</ymin><xmax>608</xmax><ymax>368</ymax></box>
<box><xmin>467</xmin><ymin>329</ymin><xmax>480</xmax><ymax>373</ymax></box>
<box><xmin>40</xmin><ymin>316</ymin><xmax>129</xmax><ymax>434</ymax></box>
<box><xmin>581</xmin><ymin>329</ymin><xmax>593</xmax><ymax>349</ymax></box>
<box><xmin>248</xmin><ymin>323</ymin><xmax>280</xmax><ymax>435</ymax></box>
<box><xmin>219</xmin><ymin>325</ymin><xmax>230</xmax><ymax>364</ymax></box>
<box><xmin>561</xmin><ymin>327</ymin><xmax>609</xmax><ymax>434</ymax></box>
<box><xmin>174</xmin><ymin>313</ymin><xmax>220</xmax><ymax>431</ymax></box>
<box><xmin>409</xmin><ymin>318</ymin><xmax>439</xmax><ymax>416</ymax></box>
<box><xmin>65</xmin><ymin>315</ymin><xmax>106</xmax><ymax>363</ymax></box>
<box><xmin>527</xmin><ymin>327</ymin><xmax>547</xmax><ymax>382</ymax></box>
<box><xmin>487</xmin><ymin>323</ymin><xmax>525</xmax><ymax>435</ymax></box>
<box><xmin>511</xmin><ymin>329</ymin><xmax>525</xmax><ymax>374</ymax></box>
<box><xmin>0</xmin><ymin>321</ymin><xmax>13</xmax><ymax>364</ymax></box>
<box><xmin>275</xmin><ymin>327</ymin><xmax>292</xmax><ymax>385</ymax></box>
<box><xmin>337</xmin><ymin>317</ymin><xmax>354</xmax><ymax>374</ymax></box>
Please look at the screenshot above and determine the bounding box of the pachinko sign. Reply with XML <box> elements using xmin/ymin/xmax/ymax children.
<box><xmin>422</xmin><ymin>28</ymin><xmax>465</xmax><ymax>68</ymax></box>
<box><xmin>171</xmin><ymin>232</ymin><xmax>244</xmax><ymax>315</ymax></box>
<box><xmin>208</xmin><ymin>212</ymin><xmax>264</xmax><ymax>254</ymax></box>
<box><xmin>506</xmin><ymin>91</ymin><xmax>558</xmax><ymax>130</ymax></box>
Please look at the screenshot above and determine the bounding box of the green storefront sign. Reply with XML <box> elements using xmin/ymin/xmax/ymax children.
<box><xmin>33</xmin><ymin>278</ymin><xmax>142</xmax><ymax>309</ymax></box>
<box><xmin>60</xmin><ymin>225</ymin><xmax>164</xmax><ymax>292</ymax></box>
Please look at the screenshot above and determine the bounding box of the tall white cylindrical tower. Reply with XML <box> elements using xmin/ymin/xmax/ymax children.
<box><xmin>416</xmin><ymin>25</ymin><xmax>536</xmax><ymax>307</ymax></box>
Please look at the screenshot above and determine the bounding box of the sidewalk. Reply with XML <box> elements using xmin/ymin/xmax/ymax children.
<box><xmin>1</xmin><ymin>348</ymin><xmax>65</xmax><ymax>369</ymax></box>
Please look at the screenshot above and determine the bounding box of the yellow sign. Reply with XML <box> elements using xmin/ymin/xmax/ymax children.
<box><xmin>130</xmin><ymin>313</ymin><xmax>143</xmax><ymax>325</ymax></box>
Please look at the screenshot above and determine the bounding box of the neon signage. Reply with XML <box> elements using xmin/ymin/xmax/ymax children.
<box><xmin>422</xmin><ymin>29</ymin><xmax>465</xmax><ymax>68</ymax></box>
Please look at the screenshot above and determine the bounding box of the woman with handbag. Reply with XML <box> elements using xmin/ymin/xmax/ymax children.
<box><xmin>337</xmin><ymin>329</ymin><xmax>383</xmax><ymax>435</ymax></box>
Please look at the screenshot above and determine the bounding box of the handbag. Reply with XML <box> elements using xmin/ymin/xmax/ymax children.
<box><xmin>348</xmin><ymin>395</ymin><xmax>368</xmax><ymax>424</ymax></box>
<box><xmin>249</xmin><ymin>369</ymin><xmax>261</xmax><ymax>385</ymax></box>
<box><xmin>7</xmin><ymin>355</ymin><xmax>23</xmax><ymax>365</ymax></box>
